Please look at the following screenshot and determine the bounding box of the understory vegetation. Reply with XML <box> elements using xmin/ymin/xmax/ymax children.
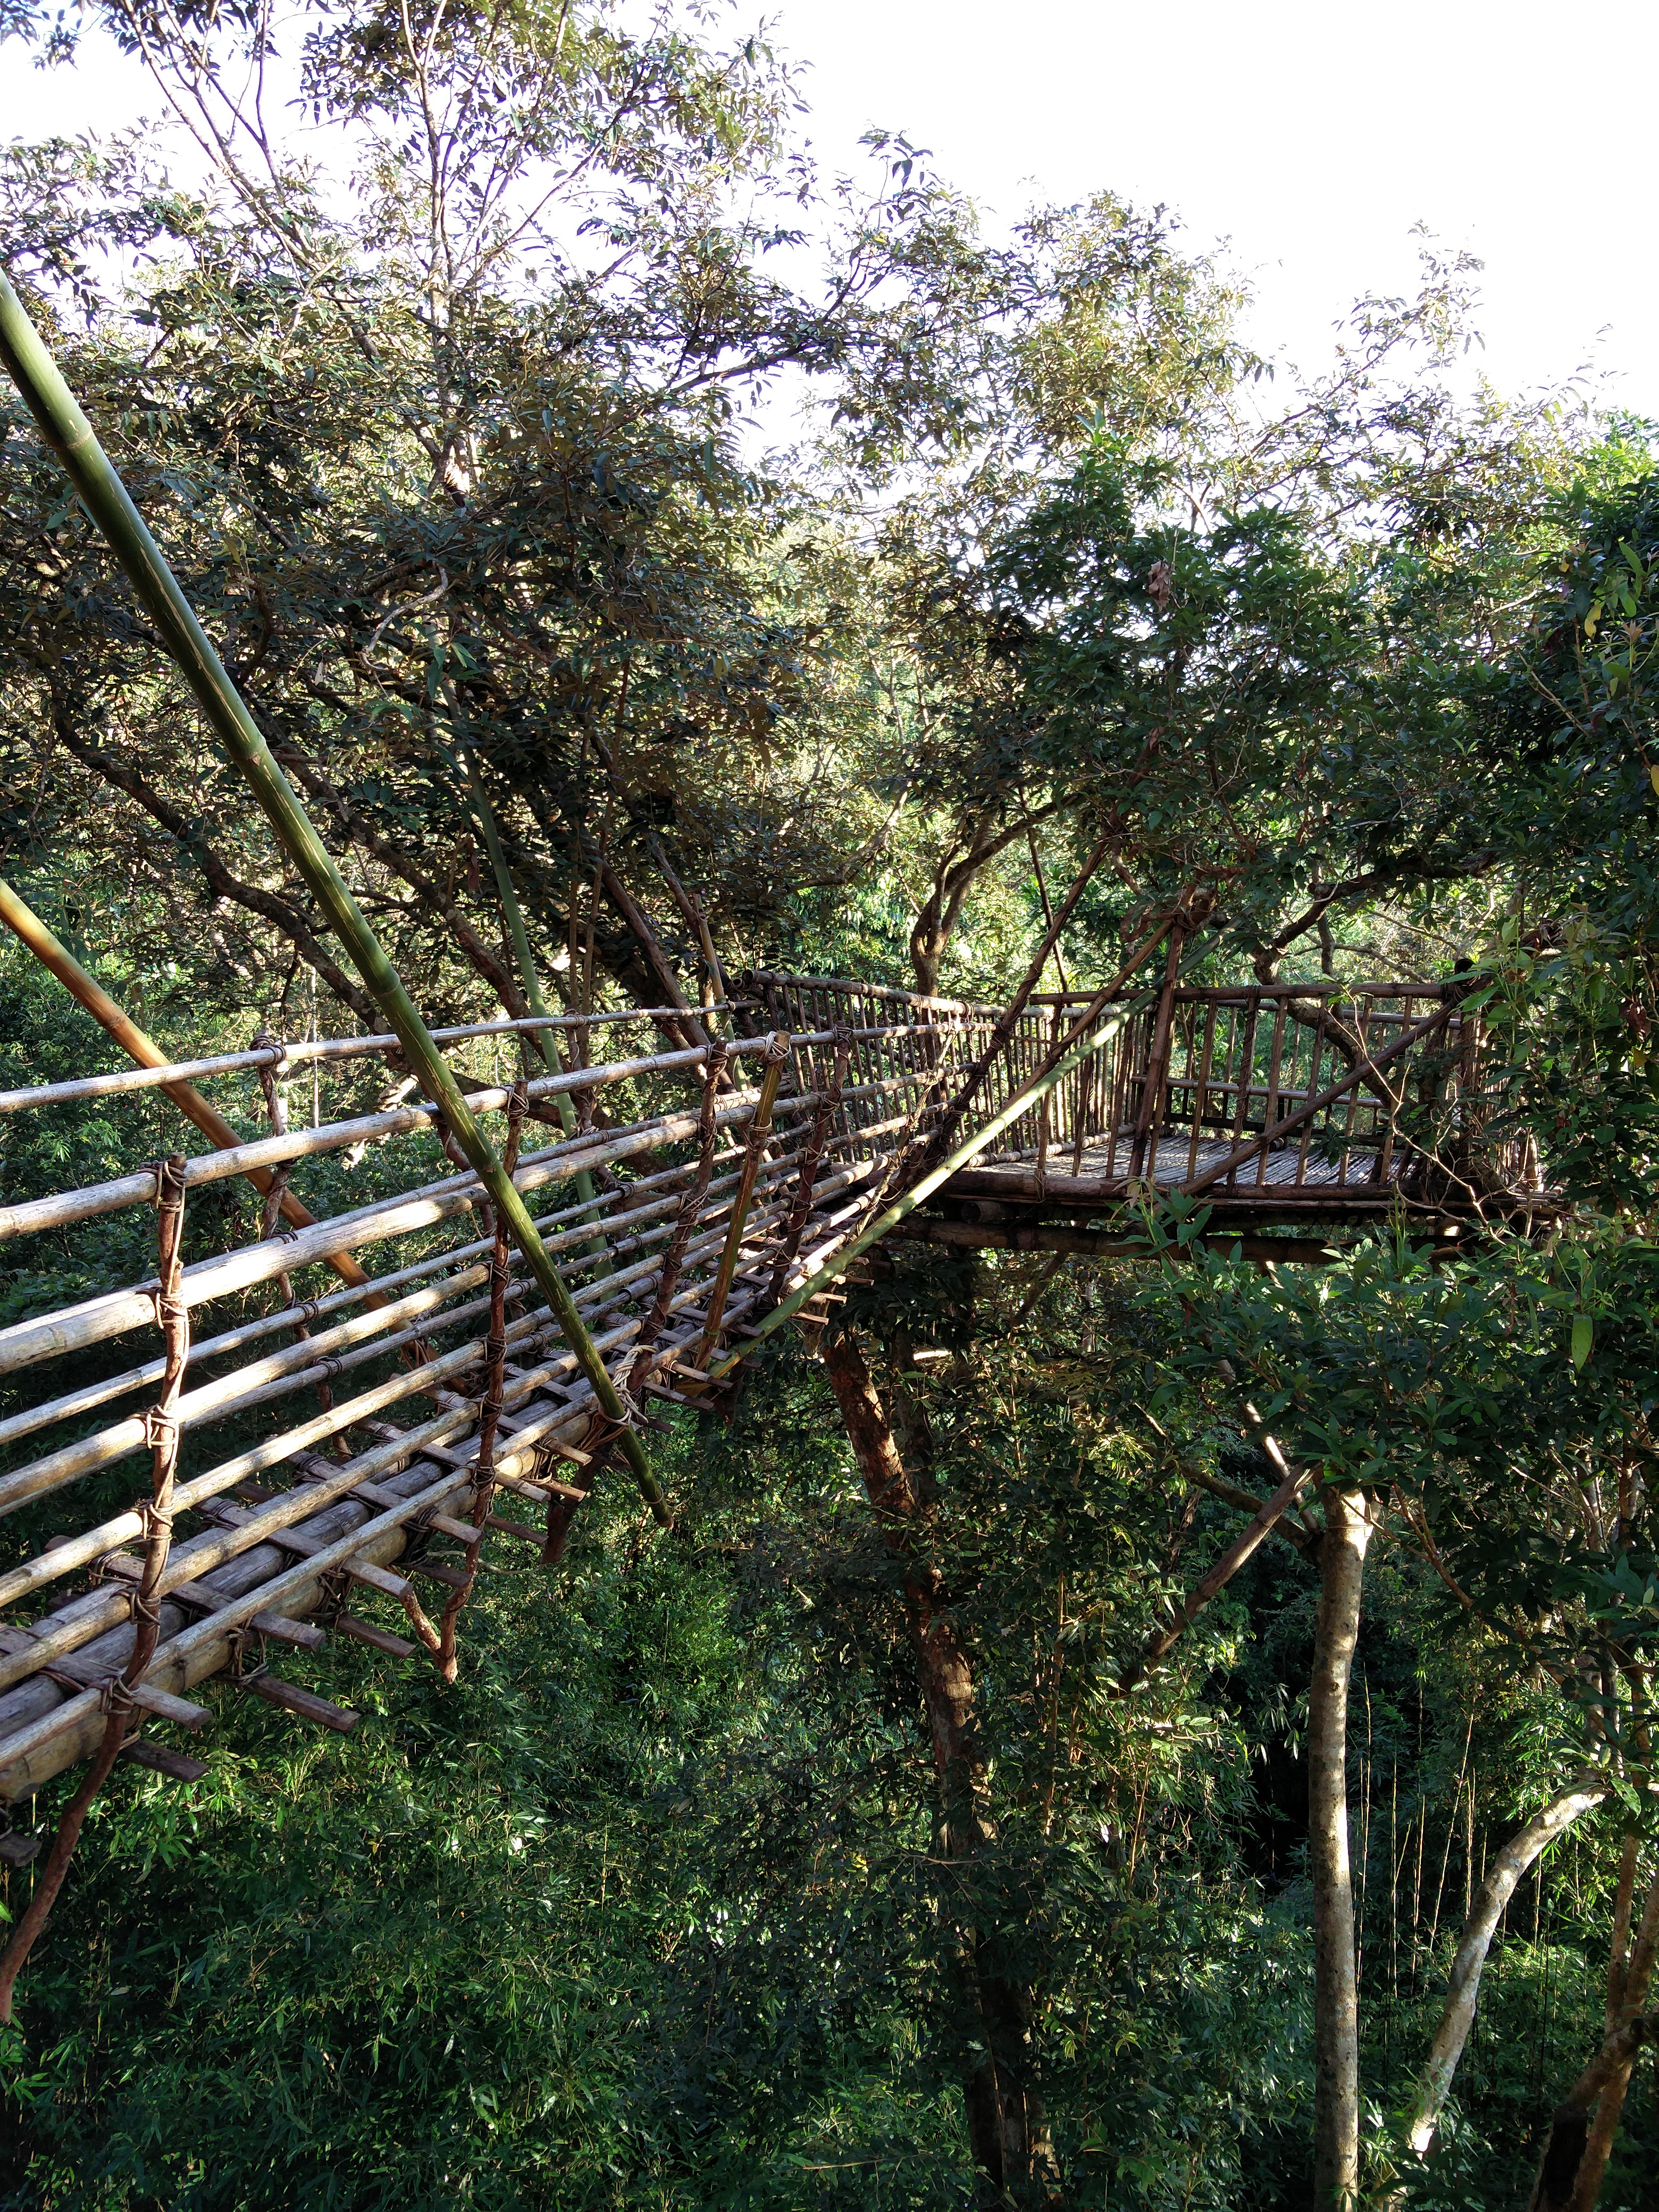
<box><xmin>0</xmin><ymin>1</ymin><xmax>1656</xmax><ymax>2206</ymax></box>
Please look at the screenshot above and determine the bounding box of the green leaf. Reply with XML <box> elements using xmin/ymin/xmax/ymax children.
<box><xmin>1571</xmin><ymin>1314</ymin><xmax>1593</xmax><ymax>1370</ymax></box>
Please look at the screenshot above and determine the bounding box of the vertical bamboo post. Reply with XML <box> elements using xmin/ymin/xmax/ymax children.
<box><xmin>1130</xmin><ymin>929</ymin><xmax>1185</xmax><ymax>1179</ymax></box>
<box><xmin>0</xmin><ymin>270</ymin><xmax>666</xmax><ymax>1522</ymax></box>
<box><xmin>691</xmin><ymin>1033</ymin><xmax>790</xmax><ymax>1370</ymax></box>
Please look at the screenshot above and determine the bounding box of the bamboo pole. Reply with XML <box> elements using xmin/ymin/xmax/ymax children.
<box><xmin>0</xmin><ymin>873</ymin><xmax>373</xmax><ymax>1294</ymax></box>
<box><xmin>0</xmin><ymin>1073</ymin><xmax>853</xmax><ymax>1380</ymax></box>
<box><xmin>0</xmin><ymin>1025</ymin><xmax>835</xmax><ymax>1245</ymax></box>
<box><xmin>0</xmin><ymin>1004</ymin><xmax>716</xmax><ymax>1118</ymax></box>
<box><xmin>0</xmin><ymin>271</ymin><xmax>667</xmax><ymax>1520</ymax></box>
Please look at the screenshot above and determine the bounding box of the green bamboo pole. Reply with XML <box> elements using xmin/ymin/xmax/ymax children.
<box><xmin>0</xmin><ymin>270</ymin><xmax>666</xmax><ymax>1521</ymax></box>
<box><xmin>705</xmin><ymin>991</ymin><xmax>1155</xmax><ymax>1380</ymax></box>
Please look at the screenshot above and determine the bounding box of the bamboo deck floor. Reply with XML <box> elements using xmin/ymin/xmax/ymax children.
<box><xmin>958</xmin><ymin>1130</ymin><xmax>1406</xmax><ymax>1202</ymax></box>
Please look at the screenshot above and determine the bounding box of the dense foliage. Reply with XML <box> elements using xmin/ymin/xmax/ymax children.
<box><xmin>1</xmin><ymin>3</ymin><xmax>1657</xmax><ymax>2208</ymax></box>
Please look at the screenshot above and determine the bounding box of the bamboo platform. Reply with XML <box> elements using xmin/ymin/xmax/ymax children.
<box><xmin>934</xmin><ymin>978</ymin><xmax>1551</xmax><ymax>1227</ymax></box>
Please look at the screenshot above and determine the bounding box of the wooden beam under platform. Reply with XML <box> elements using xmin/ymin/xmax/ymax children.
<box><xmin>891</xmin><ymin>1215</ymin><xmax>1340</xmax><ymax>1265</ymax></box>
<box><xmin>941</xmin><ymin>1162</ymin><xmax>1551</xmax><ymax>1225</ymax></box>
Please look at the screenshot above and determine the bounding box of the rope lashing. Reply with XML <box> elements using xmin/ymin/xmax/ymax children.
<box><xmin>0</xmin><ymin>1153</ymin><xmax>191</xmax><ymax>2018</ymax></box>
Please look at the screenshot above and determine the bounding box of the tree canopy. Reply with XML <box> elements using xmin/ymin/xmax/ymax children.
<box><xmin>0</xmin><ymin>5</ymin><xmax>1656</xmax><ymax>2209</ymax></box>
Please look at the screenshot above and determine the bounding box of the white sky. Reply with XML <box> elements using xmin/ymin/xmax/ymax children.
<box><xmin>764</xmin><ymin>0</ymin><xmax>1653</xmax><ymax>420</ymax></box>
<box><xmin>2</xmin><ymin>0</ymin><xmax>1650</xmax><ymax>420</ymax></box>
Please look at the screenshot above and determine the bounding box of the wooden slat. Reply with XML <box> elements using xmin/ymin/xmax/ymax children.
<box><xmin>406</xmin><ymin>1556</ymin><xmax>470</xmax><ymax>1591</ymax></box>
<box><xmin>250</xmin><ymin>1611</ymin><xmax>326</xmax><ymax>1650</ymax></box>
<box><xmin>483</xmin><ymin>1513</ymin><xmax>544</xmax><ymax>1545</ymax></box>
<box><xmin>240</xmin><ymin>1674</ymin><xmax>359</xmax><ymax>1733</ymax></box>
<box><xmin>334</xmin><ymin>1614</ymin><xmax>416</xmax><ymax>1659</ymax></box>
<box><xmin>120</xmin><ymin>1739</ymin><xmax>210</xmax><ymax>1783</ymax></box>
<box><xmin>425</xmin><ymin>1509</ymin><xmax>484</xmax><ymax>1545</ymax></box>
<box><xmin>346</xmin><ymin>1557</ymin><xmax>415</xmax><ymax>1601</ymax></box>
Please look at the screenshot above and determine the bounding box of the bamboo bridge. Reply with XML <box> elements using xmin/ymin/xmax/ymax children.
<box><xmin>0</xmin><ymin>953</ymin><xmax>1548</xmax><ymax>1817</ymax></box>
<box><xmin>0</xmin><ymin>269</ymin><xmax>1555</xmax><ymax>2007</ymax></box>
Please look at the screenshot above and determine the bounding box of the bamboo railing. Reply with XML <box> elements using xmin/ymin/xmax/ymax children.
<box><xmin>953</xmin><ymin>981</ymin><xmax>1545</xmax><ymax>1209</ymax></box>
<box><xmin>0</xmin><ymin>965</ymin><xmax>1553</xmax><ymax>1825</ymax></box>
<box><xmin>0</xmin><ymin>984</ymin><xmax>1026</xmax><ymax>1807</ymax></box>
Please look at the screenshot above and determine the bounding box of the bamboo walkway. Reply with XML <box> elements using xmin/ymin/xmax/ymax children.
<box><xmin>0</xmin><ymin>965</ymin><xmax>1548</xmax><ymax>1821</ymax></box>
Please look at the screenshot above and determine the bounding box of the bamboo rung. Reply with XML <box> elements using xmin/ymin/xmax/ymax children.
<box><xmin>250</xmin><ymin>1611</ymin><xmax>326</xmax><ymax>1650</ymax></box>
<box><xmin>497</xmin><ymin>1470</ymin><xmax>585</xmax><ymax>1506</ymax></box>
<box><xmin>240</xmin><ymin>1674</ymin><xmax>359</xmax><ymax>1733</ymax></box>
<box><xmin>483</xmin><ymin>1513</ymin><xmax>544</xmax><ymax>1544</ymax></box>
<box><xmin>425</xmin><ymin>1509</ymin><xmax>483</xmax><ymax>1544</ymax></box>
<box><xmin>121</xmin><ymin>1739</ymin><xmax>210</xmax><ymax>1783</ymax></box>
<box><xmin>135</xmin><ymin>1684</ymin><xmax>212</xmax><ymax>1730</ymax></box>
<box><xmin>346</xmin><ymin>1559</ymin><xmax>414</xmax><ymax>1601</ymax></box>
<box><xmin>406</xmin><ymin>1556</ymin><xmax>471</xmax><ymax>1591</ymax></box>
<box><xmin>333</xmin><ymin>1614</ymin><xmax>416</xmax><ymax>1659</ymax></box>
<box><xmin>0</xmin><ymin>1830</ymin><xmax>43</xmax><ymax>1866</ymax></box>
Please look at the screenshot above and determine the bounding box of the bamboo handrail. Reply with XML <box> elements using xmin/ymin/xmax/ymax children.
<box><xmin>0</xmin><ymin>873</ymin><xmax>374</xmax><ymax>1295</ymax></box>
<box><xmin>0</xmin><ymin>1002</ymin><xmax>742</xmax><ymax>1117</ymax></box>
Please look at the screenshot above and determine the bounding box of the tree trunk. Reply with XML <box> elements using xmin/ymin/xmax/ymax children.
<box><xmin>821</xmin><ymin>1328</ymin><xmax>1061</xmax><ymax>2205</ymax></box>
<box><xmin>1526</xmin><ymin>1870</ymin><xmax>1659</xmax><ymax>2210</ymax></box>
<box><xmin>1310</xmin><ymin>1486</ymin><xmax>1375</xmax><ymax>2209</ymax></box>
<box><xmin>1406</xmin><ymin>1780</ymin><xmax>1608</xmax><ymax>2160</ymax></box>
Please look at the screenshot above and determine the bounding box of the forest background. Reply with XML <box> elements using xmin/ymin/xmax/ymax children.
<box><xmin>0</xmin><ymin>2</ymin><xmax>1655</xmax><ymax>2207</ymax></box>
